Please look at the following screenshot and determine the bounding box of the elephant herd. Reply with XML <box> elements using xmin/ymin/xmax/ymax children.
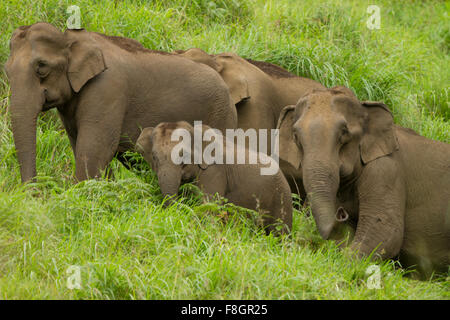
<box><xmin>5</xmin><ymin>22</ymin><xmax>449</xmax><ymax>280</ymax></box>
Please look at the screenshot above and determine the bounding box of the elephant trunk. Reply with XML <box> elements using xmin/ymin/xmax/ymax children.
<box><xmin>9</xmin><ymin>75</ymin><xmax>45</xmax><ymax>182</ymax></box>
<box><xmin>157</xmin><ymin>165</ymin><xmax>182</xmax><ymax>206</ymax></box>
<box><xmin>302</xmin><ymin>155</ymin><xmax>340</xmax><ymax>240</ymax></box>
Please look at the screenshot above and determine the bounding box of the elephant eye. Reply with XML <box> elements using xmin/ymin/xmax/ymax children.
<box><xmin>36</xmin><ymin>61</ymin><xmax>50</xmax><ymax>78</ymax></box>
<box><xmin>339</xmin><ymin>125</ymin><xmax>351</xmax><ymax>144</ymax></box>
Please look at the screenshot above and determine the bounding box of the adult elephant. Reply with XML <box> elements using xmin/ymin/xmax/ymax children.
<box><xmin>175</xmin><ymin>48</ymin><xmax>325</xmax><ymax>196</ymax></box>
<box><xmin>176</xmin><ymin>48</ymin><xmax>324</xmax><ymax>134</ymax></box>
<box><xmin>277</xmin><ymin>86</ymin><xmax>450</xmax><ymax>279</ymax></box>
<box><xmin>5</xmin><ymin>23</ymin><xmax>237</xmax><ymax>182</ymax></box>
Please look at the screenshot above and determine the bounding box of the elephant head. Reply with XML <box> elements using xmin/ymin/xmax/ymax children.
<box><xmin>176</xmin><ymin>48</ymin><xmax>250</xmax><ymax>106</ymax></box>
<box><xmin>277</xmin><ymin>87</ymin><xmax>398</xmax><ymax>239</ymax></box>
<box><xmin>5</xmin><ymin>22</ymin><xmax>106</xmax><ymax>182</ymax></box>
<box><xmin>136</xmin><ymin>121</ymin><xmax>213</xmax><ymax>203</ymax></box>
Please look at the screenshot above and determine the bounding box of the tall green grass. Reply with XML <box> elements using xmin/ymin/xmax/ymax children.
<box><xmin>0</xmin><ymin>0</ymin><xmax>448</xmax><ymax>299</ymax></box>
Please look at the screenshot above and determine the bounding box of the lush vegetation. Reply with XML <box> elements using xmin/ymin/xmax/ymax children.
<box><xmin>0</xmin><ymin>0</ymin><xmax>448</xmax><ymax>299</ymax></box>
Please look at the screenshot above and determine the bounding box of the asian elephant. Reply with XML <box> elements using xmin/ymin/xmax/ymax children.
<box><xmin>136</xmin><ymin>121</ymin><xmax>293</xmax><ymax>235</ymax></box>
<box><xmin>277</xmin><ymin>86</ymin><xmax>450</xmax><ymax>279</ymax></box>
<box><xmin>175</xmin><ymin>48</ymin><xmax>325</xmax><ymax>196</ymax></box>
<box><xmin>5</xmin><ymin>23</ymin><xmax>237</xmax><ymax>182</ymax></box>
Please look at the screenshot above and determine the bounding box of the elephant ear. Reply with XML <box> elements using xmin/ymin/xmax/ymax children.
<box><xmin>65</xmin><ymin>29</ymin><xmax>107</xmax><ymax>93</ymax></box>
<box><xmin>136</xmin><ymin>127</ymin><xmax>154</xmax><ymax>153</ymax></box>
<box><xmin>276</xmin><ymin>105</ymin><xmax>302</xmax><ymax>170</ymax></box>
<box><xmin>214</xmin><ymin>54</ymin><xmax>250</xmax><ymax>105</ymax></box>
<box><xmin>360</xmin><ymin>101</ymin><xmax>399</xmax><ymax>164</ymax></box>
<box><xmin>135</xmin><ymin>127</ymin><xmax>155</xmax><ymax>169</ymax></box>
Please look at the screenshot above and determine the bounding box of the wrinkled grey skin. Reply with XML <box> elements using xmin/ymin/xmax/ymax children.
<box><xmin>175</xmin><ymin>48</ymin><xmax>325</xmax><ymax>197</ymax></box>
<box><xmin>5</xmin><ymin>23</ymin><xmax>237</xmax><ymax>182</ymax></box>
<box><xmin>277</xmin><ymin>86</ymin><xmax>450</xmax><ymax>279</ymax></box>
<box><xmin>136</xmin><ymin>121</ymin><xmax>293</xmax><ymax>235</ymax></box>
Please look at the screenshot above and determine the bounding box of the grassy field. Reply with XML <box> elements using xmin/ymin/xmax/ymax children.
<box><xmin>0</xmin><ymin>0</ymin><xmax>449</xmax><ymax>299</ymax></box>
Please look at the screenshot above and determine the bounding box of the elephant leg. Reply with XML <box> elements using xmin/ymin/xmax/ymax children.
<box><xmin>351</xmin><ymin>158</ymin><xmax>406</xmax><ymax>260</ymax></box>
<box><xmin>72</xmin><ymin>87</ymin><xmax>127</xmax><ymax>181</ymax></box>
<box><xmin>61</xmin><ymin>118</ymin><xmax>119</xmax><ymax>180</ymax></box>
<box><xmin>74</xmin><ymin>125</ymin><xmax>122</xmax><ymax>181</ymax></box>
<box><xmin>68</xmin><ymin>135</ymin><xmax>77</xmax><ymax>156</ymax></box>
<box><xmin>60</xmin><ymin>119</ymin><xmax>115</xmax><ymax>181</ymax></box>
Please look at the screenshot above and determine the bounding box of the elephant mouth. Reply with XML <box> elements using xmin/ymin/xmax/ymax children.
<box><xmin>43</xmin><ymin>89</ymin><xmax>67</xmax><ymax>110</ymax></box>
<box><xmin>41</xmin><ymin>104</ymin><xmax>54</xmax><ymax>111</ymax></box>
<box><xmin>43</xmin><ymin>97</ymin><xmax>64</xmax><ymax>110</ymax></box>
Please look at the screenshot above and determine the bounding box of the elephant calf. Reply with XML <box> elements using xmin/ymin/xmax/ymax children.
<box><xmin>136</xmin><ymin>121</ymin><xmax>293</xmax><ymax>235</ymax></box>
<box><xmin>277</xmin><ymin>86</ymin><xmax>450</xmax><ymax>279</ymax></box>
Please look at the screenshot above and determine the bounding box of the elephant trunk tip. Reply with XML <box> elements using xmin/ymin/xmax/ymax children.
<box><xmin>336</xmin><ymin>207</ymin><xmax>349</xmax><ymax>222</ymax></box>
<box><xmin>316</xmin><ymin>208</ymin><xmax>349</xmax><ymax>240</ymax></box>
<box><xmin>318</xmin><ymin>222</ymin><xmax>335</xmax><ymax>240</ymax></box>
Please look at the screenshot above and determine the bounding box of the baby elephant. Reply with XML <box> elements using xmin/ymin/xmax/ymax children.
<box><xmin>277</xmin><ymin>86</ymin><xmax>450</xmax><ymax>279</ymax></box>
<box><xmin>136</xmin><ymin>121</ymin><xmax>293</xmax><ymax>235</ymax></box>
